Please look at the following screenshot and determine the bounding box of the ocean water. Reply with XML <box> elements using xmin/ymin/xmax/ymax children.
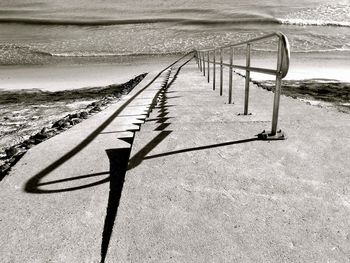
<box><xmin>0</xmin><ymin>0</ymin><xmax>349</xmax><ymax>64</ymax></box>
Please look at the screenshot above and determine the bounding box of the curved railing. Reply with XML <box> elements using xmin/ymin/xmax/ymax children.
<box><xmin>195</xmin><ymin>32</ymin><xmax>290</xmax><ymax>140</ymax></box>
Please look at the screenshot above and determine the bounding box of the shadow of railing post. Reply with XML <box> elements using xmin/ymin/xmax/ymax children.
<box><xmin>100</xmin><ymin>147</ymin><xmax>132</xmax><ymax>263</ymax></box>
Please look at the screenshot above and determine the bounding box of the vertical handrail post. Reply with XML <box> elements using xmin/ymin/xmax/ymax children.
<box><xmin>203</xmin><ymin>52</ymin><xmax>206</xmax><ymax>76</ymax></box>
<box><xmin>213</xmin><ymin>50</ymin><xmax>216</xmax><ymax>90</ymax></box>
<box><xmin>198</xmin><ymin>52</ymin><xmax>200</xmax><ymax>71</ymax></box>
<box><xmin>201</xmin><ymin>52</ymin><xmax>203</xmax><ymax>72</ymax></box>
<box><xmin>197</xmin><ymin>52</ymin><xmax>202</xmax><ymax>71</ymax></box>
<box><xmin>271</xmin><ymin>39</ymin><xmax>283</xmax><ymax>135</ymax></box>
<box><xmin>220</xmin><ymin>48</ymin><xmax>223</xmax><ymax>96</ymax></box>
<box><xmin>244</xmin><ymin>44</ymin><xmax>251</xmax><ymax>115</ymax></box>
<box><xmin>198</xmin><ymin>52</ymin><xmax>202</xmax><ymax>72</ymax></box>
<box><xmin>197</xmin><ymin>51</ymin><xmax>202</xmax><ymax>72</ymax></box>
<box><xmin>228</xmin><ymin>46</ymin><xmax>233</xmax><ymax>104</ymax></box>
<box><xmin>207</xmin><ymin>51</ymin><xmax>210</xmax><ymax>83</ymax></box>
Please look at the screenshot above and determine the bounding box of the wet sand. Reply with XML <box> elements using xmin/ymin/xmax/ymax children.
<box><xmin>0</xmin><ymin>55</ymin><xmax>177</xmax><ymax>91</ymax></box>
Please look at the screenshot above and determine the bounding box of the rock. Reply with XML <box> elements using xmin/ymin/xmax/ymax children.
<box><xmin>23</xmin><ymin>138</ymin><xmax>36</xmax><ymax>145</ymax></box>
<box><xmin>61</xmin><ymin>120</ymin><xmax>71</xmax><ymax>129</ymax></box>
<box><xmin>34</xmin><ymin>138</ymin><xmax>43</xmax><ymax>144</ymax></box>
<box><xmin>29</xmin><ymin>129</ymin><xmax>53</xmax><ymax>143</ymax></box>
<box><xmin>5</xmin><ymin>147</ymin><xmax>19</xmax><ymax>158</ymax></box>
<box><xmin>31</xmin><ymin>137</ymin><xmax>44</xmax><ymax>144</ymax></box>
<box><xmin>24</xmin><ymin>143</ymin><xmax>35</xmax><ymax>149</ymax></box>
<box><xmin>89</xmin><ymin>106</ymin><xmax>102</xmax><ymax>113</ymax></box>
<box><xmin>40</xmin><ymin>127</ymin><xmax>48</xmax><ymax>134</ymax></box>
<box><xmin>5</xmin><ymin>146</ymin><xmax>25</xmax><ymax>159</ymax></box>
<box><xmin>0</xmin><ymin>163</ymin><xmax>10</xmax><ymax>173</ymax></box>
<box><xmin>52</xmin><ymin>119</ymin><xmax>65</xmax><ymax>128</ymax></box>
<box><xmin>70</xmin><ymin>113</ymin><xmax>79</xmax><ymax>119</ymax></box>
<box><xmin>88</xmin><ymin>102</ymin><xmax>97</xmax><ymax>107</ymax></box>
<box><xmin>70</xmin><ymin>118</ymin><xmax>82</xmax><ymax>125</ymax></box>
<box><xmin>22</xmin><ymin>139</ymin><xmax>36</xmax><ymax>148</ymax></box>
<box><xmin>54</xmin><ymin>119</ymin><xmax>67</xmax><ymax>127</ymax></box>
<box><xmin>33</xmin><ymin>132</ymin><xmax>48</xmax><ymax>140</ymax></box>
<box><xmin>44</xmin><ymin>130</ymin><xmax>56</xmax><ymax>138</ymax></box>
<box><xmin>79</xmin><ymin>112</ymin><xmax>89</xmax><ymax>119</ymax></box>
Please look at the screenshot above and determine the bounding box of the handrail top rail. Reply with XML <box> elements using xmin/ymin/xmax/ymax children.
<box><xmin>196</xmin><ymin>32</ymin><xmax>286</xmax><ymax>52</ymax></box>
<box><xmin>195</xmin><ymin>32</ymin><xmax>290</xmax><ymax>79</ymax></box>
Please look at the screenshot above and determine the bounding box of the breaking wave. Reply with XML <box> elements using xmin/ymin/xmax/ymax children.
<box><xmin>279</xmin><ymin>18</ymin><xmax>350</xmax><ymax>28</ymax></box>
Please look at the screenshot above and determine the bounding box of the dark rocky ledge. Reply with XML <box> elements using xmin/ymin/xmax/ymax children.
<box><xmin>0</xmin><ymin>73</ymin><xmax>147</xmax><ymax>181</ymax></box>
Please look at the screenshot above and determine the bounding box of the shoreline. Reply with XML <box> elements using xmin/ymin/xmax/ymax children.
<box><xmin>0</xmin><ymin>54</ymin><xmax>177</xmax><ymax>91</ymax></box>
<box><xmin>0</xmin><ymin>73</ymin><xmax>146</xmax><ymax>180</ymax></box>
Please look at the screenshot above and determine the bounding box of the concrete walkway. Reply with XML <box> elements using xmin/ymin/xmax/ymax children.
<box><xmin>106</xmin><ymin>60</ymin><xmax>350</xmax><ymax>262</ymax></box>
<box><xmin>1</xmin><ymin>57</ymin><xmax>350</xmax><ymax>262</ymax></box>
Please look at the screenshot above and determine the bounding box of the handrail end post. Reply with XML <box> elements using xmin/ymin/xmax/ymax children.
<box><xmin>271</xmin><ymin>76</ymin><xmax>282</xmax><ymax>136</ymax></box>
<box><xmin>257</xmin><ymin>76</ymin><xmax>286</xmax><ymax>140</ymax></box>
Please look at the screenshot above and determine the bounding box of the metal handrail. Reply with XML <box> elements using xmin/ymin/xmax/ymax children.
<box><xmin>195</xmin><ymin>32</ymin><xmax>290</xmax><ymax>140</ymax></box>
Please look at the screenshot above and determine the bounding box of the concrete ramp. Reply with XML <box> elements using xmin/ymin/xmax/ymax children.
<box><xmin>105</xmin><ymin>61</ymin><xmax>350</xmax><ymax>262</ymax></box>
<box><xmin>1</xmin><ymin>57</ymin><xmax>350</xmax><ymax>262</ymax></box>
